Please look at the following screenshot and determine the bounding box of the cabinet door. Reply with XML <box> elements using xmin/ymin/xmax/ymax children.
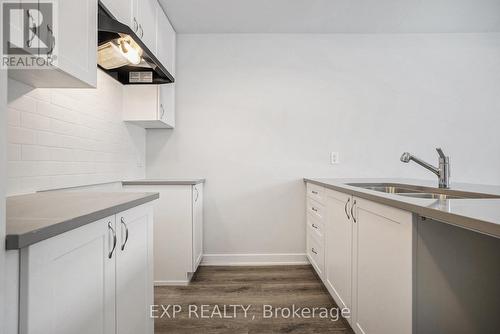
<box><xmin>100</xmin><ymin>0</ymin><xmax>133</xmax><ymax>26</ymax></box>
<box><xmin>192</xmin><ymin>184</ymin><xmax>203</xmax><ymax>271</ymax></box>
<box><xmin>325</xmin><ymin>190</ymin><xmax>353</xmax><ymax>312</ymax></box>
<box><xmin>56</xmin><ymin>0</ymin><xmax>97</xmax><ymax>87</ymax></box>
<box><xmin>156</xmin><ymin>3</ymin><xmax>176</xmax><ymax>76</ymax></box>
<box><xmin>137</xmin><ymin>0</ymin><xmax>157</xmax><ymax>54</ymax></box>
<box><xmin>116</xmin><ymin>205</ymin><xmax>154</xmax><ymax>334</ymax></box>
<box><xmin>352</xmin><ymin>198</ymin><xmax>413</xmax><ymax>334</ymax></box>
<box><xmin>8</xmin><ymin>0</ymin><xmax>97</xmax><ymax>87</ymax></box>
<box><xmin>123</xmin><ymin>84</ymin><xmax>159</xmax><ymax>120</ymax></box>
<box><xmin>158</xmin><ymin>84</ymin><xmax>175</xmax><ymax>128</ymax></box>
<box><xmin>19</xmin><ymin>217</ymin><xmax>116</xmax><ymax>334</ymax></box>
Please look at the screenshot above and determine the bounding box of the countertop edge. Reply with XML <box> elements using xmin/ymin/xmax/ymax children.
<box><xmin>122</xmin><ymin>179</ymin><xmax>205</xmax><ymax>186</ymax></box>
<box><xmin>6</xmin><ymin>193</ymin><xmax>159</xmax><ymax>250</ymax></box>
<box><xmin>304</xmin><ymin>178</ymin><xmax>500</xmax><ymax>239</ymax></box>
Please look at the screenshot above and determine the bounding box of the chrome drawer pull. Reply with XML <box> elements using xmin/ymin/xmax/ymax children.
<box><xmin>312</xmin><ymin>223</ymin><xmax>318</xmax><ymax>229</ymax></box>
<box><xmin>311</xmin><ymin>248</ymin><xmax>318</xmax><ymax>255</ymax></box>
<box><xmin>311</xmin><ymin>207</ymin><xmax>318</xmax><ymax>212</ymax></box>
<box><xmin>120</xmin><ymin>217</ymin><xmax>129</xmax><ymax>251</ymax></box>
<box><xmin>311</xmin><ymin>190</ymin><xmax>318</xmax><ymax>195</ymax></box>
<box><xmin>108</xmin><ymin>222</ymin><xmax>117</xmax><ymax>259</ymax></box>
<box><xmin>351</xmin><ymin>200</ymin><xmax>357</xmax><ymax>223</ymax></box>
<box><xmin>344</xmin><ymin>198</ymin><xmax>351</xmax><ymax>219</ymax></box>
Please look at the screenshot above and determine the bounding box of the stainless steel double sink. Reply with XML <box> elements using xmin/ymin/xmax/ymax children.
<box><xmin>347</xmin><ymin>183</ymin><xmax>500</xmax><ymax>200</ymax></box>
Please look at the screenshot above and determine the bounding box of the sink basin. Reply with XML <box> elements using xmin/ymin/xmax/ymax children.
<box><xmin>346</xmin><ymin>183</ymin><xmax>500</xmax><ymax>200</ymax></box>
<box><xmin>397</xmin><ymin>193</ymin><xmax>463</xmax><ymax>200</ymax></box>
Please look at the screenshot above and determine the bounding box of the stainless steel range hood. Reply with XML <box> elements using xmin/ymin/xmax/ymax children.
<box><xmin>97</xmin><ymin>4</ymin><xmax>174</xmax><ymax>85</ymax></box>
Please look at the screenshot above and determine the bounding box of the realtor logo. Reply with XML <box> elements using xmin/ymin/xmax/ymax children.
<box><xmin>2</xmin><ymin>0</ymin><xmax>57</xmax><ymax>69</ymax></box>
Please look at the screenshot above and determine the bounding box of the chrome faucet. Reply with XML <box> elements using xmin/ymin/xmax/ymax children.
<box><xmin>400</xmin><ymin>148</ymin><xmax>450</xmax><ymax>188</ymax></box>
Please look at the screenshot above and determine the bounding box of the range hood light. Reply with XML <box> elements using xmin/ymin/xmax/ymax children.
<box><xmin>98</xmin><ymin>4</ymin><xmax>174</xmax><ymax>84</ymax></box>
<box><xmin>119</xmin><ymin>38</ymin><xmax>142</xmax><ymax>65</ymax></box>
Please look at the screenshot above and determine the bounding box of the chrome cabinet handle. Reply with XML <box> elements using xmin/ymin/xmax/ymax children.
<box><xmin>26</xmin><ymin>10</ymin><xmax>36</xmax><ymax>47</ymax></box>
<box><xmin>351</xmin><ymin>200</ymin><xmax>357</xmax><ymax>223</ymax></box>
<box><xmin>108</xmin><ymin>222</ymin><xmax>117</xmax><ymax>259</ymax></box>
<box><xmin>344</xmin><ymin>198</ymin><xmax>351</xmax><ymax>219</ymax></box>
<box><xmin>138</xmin><ymin>24</ymin><xmax>144</xmax><ymax>38</ymax></box>
<box><xmin>159</xmin><ymin>104</ymin><xmax>165</xmax><ymax>119</ymax></box>
<box><xmin>311</xmin><ymin>207</ymin><xmax>318</xmax><ymax>212</ymax></box>
<box><xmin>120</xmin><ymin>217</ymin><xmax>129</xmax><ymax>251</ymax></box>
<box><xmin>311</xmin><ymin>190</ymin><xmax>318</xmax><ymax>195</ymax></box>
<box><xmin>311</xmin><ymin>248</ymin><xmax>318</xmax><ymax>255</ymax></box>
<box><xmin>47</xmin><ymin>24</ymin><xmax>55</xmax><ymax>57</ymax></box>
<box><xmin>311</xmin><ymin>223</ymin><xmax>318</xmax><ymax>229</ymax></box>
<box><xmin>194</xmin><ymin>187</ymin><xmax>199</xmax><ymax>202</ymax></box>
<box><xmin>133</xmin><ymin>17</ymin><xmax>138</xmax><ymax>32</ymax></box>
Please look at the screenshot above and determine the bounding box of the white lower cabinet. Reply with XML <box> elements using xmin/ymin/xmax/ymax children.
<box><xmin>116</xmin><ymin>205</ymin><xmax>154</xmax><ymax>334</ymax></box>
<box><xmin>325</xmin><ymin>189</ymin><xmax>353</xmax><ymax>316</ymax></box>
<box><xmin>306</xmin><ymin>183</ymin><xmax>413</xmax><ymax>334</ymax></box>
<box><xmin>18</xmin><ymin>204</ymin><xmax>154</xmax><ymax>334</ymax></box>
<box><xmin>123</xmin><ymin>183</ymin><xmax>203</xmax><ymax>284</ymax></box>
<box><xmin>352</xmin><ymin>198</ymin><xmax>413</xmax><ymax>334</ymax></box>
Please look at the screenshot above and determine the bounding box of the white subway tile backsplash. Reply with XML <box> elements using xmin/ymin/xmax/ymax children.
<box><xmin>7</xmin><ymin>108</ymin><xmax>21</xmax><ymax>126</ymax></box>
<box><xmin>8</xmin><ymin>144</ymin><xmax>22</xmax><ymax>161</ymax></box>
<box><xmin>8</xmin><ymin>95</ymin><xmax>36</xmax><ymax>113</ymax></box>
<box><xmin>8</xmin><ymin>161</ymin><xmax>38</xmax><ymax>177</ymax></box>
<box><xmin>21</xmin><ymin>112</ymin><xmax>51</xmax><ymax>130</ymax></box>
<box><xmin>8</xmin><ymin>127</ymin><xmax>36</xmax><ymax>144</ymax></box>
<box><xmin>7</xmin><ymin>70</ymin><xmax>146</xmax><ymax>195</ymax></box>
<box><xmin>49</xmin><ymin>147</ymin><xmax>74</xmax><ymax>161</ymax></box>
<box><xmin>21</xmin><ymin>145</ymin><xmax>52</xmax><ymax>161</ymax></box>
<box><xmin>50</xmin><ymin>118</ymin><xmax>78</xmax><ymax>136</ymax></box>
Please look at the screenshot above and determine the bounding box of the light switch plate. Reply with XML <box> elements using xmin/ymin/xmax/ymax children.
<box><xmin>330</xmin><ymin>152</ymin><xmax>340</xmax><ymax>164</ymax></box>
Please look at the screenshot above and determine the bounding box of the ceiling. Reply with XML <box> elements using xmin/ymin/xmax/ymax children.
<box><xmin>159</xmin><ymin>0</ymin><xmax>500</xmax><ymax>34</ymax></box>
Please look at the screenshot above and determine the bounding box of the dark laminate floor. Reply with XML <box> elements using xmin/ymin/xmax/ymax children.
<box><xmin>154</xmin><ymin>265</ymin><xmax>355</xmax><ymax>334</ymax></box>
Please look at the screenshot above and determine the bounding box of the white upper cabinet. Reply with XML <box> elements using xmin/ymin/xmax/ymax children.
<box><xmin>135</xmin><ymin>0</ymin><xmax>158</xmax><ymax>54</ymax></box>
<box><xmin>156</xmin><ymin>2</ymin><xmax>176</xmax><ymax>76</ymax></box>
<box><xmin>101</xmin><ymin>0</ymin><xmax>133</xmax><ymax>26</ymax></box>
<box><xmin>101</xmin><ymin>0</ymin><xmax>158</xmax><ymax>56</ymax></box>
<box><xmin>123</xmin><ymin>84</ymin><xmax>174</xmax><ymax>128</ymax></box>
<box><xmin>8</xmin><ymin>0</ymin><xmax>97</xmax><ymax>88</ymax></box>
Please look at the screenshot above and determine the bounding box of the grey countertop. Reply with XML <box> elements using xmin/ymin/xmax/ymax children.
<box><xmin>122</xmin><ymin>178</ymin><xmax>205</xmax><ymax>186</ymax></box>
<box><xmin>305</xmin><ymin>178</ymin><xmax>500</xmax><ymax>238</ymax></box>
<box><xmin>6</xmin><ymin>191</ymin><xmax>159</xmax><ymax>250</ymax></box>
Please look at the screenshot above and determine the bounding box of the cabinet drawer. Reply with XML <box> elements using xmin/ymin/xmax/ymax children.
<box><xmin>307</xmin><ymin>215</ymin><xmax>324</xmax><ymax>240</ymax></box>
<box><xmin>307</xmin><ymin>232</ymin><xmax>324</xmax><ymax>276</ymax></box>
<box><xmin>306</xmin><ymin>183</ymin><xmax>325</xmax><ymax>205</ymax></box>
<box><xmin>307</xmin><ymin>198</ymin><xmax>325</xmax><ymax>222</ymax></box>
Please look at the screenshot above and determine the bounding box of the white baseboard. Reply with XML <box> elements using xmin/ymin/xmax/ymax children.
<box><xmin>154</xmin><ymin>280</ymin><xmax>190</xmax><ymax>286</ymax></box>
<box><xmin>201</xmin><ymin>253</ymin><xmax>309</xmax><ymax>266</ymax></box>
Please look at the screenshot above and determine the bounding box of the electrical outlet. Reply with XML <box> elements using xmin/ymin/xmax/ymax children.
<box><xmin>330</xmin><ymin>152</ymin><xmax>340</xmax><ymax>164</ymax></box>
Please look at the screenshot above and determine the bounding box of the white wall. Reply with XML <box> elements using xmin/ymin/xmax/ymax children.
<box><xmin>146</xmin><ymin>33</ymin><xmax>500</xmax><ymax>256</ymax></box>
<box><xmin>6</xmin><ymin>70</ymin><xmax>146</xmax><ymax>195</ymax></box>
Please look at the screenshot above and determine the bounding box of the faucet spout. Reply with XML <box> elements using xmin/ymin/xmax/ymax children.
<box><xmin>400</xmin><ymin>148</ymin><xmax>450</xmax><ymax>188</ymax></box>
<box><xmin>400</xmin><ymin>152</ymin><xmax>440</xmax><ymax>176</ymax></box>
